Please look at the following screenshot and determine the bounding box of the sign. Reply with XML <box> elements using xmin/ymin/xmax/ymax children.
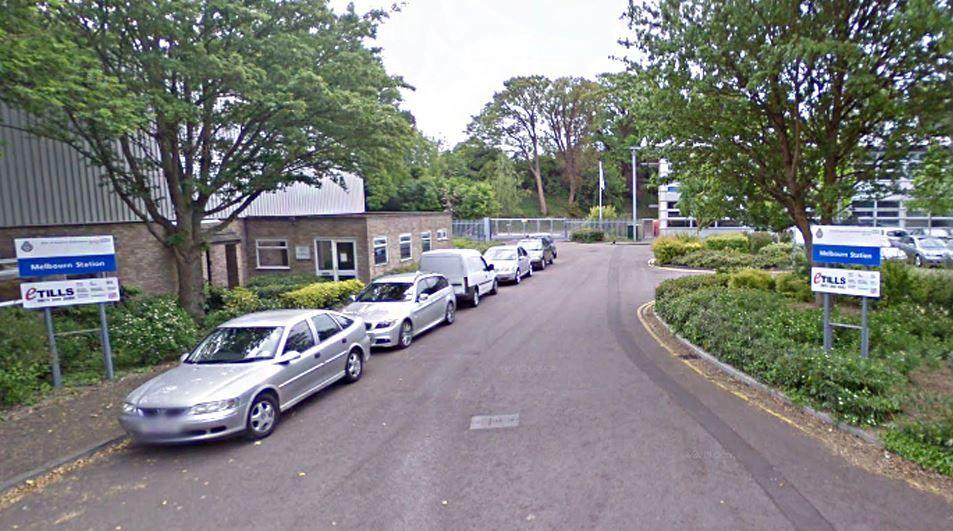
<box><xmin>811</xmin><ymin>225</ymin><xmax>883</xmax><ymax>266</ymax></box>
<box><xmin>16</xmin><ymin>236</ymin><xmax>117</xmax><ymax>277</ymax></box>
<box><xmin>294</xmin><ymin>245</ymin><xmax>311</xmax><ymax>260</ymax></box>
<box><xmin>20</xmin><ymin>277</ymin><xmax>121</xmax><ymax>309</ymax></box>
<box><xmin>811</xmin><ymin>267</ymin><xmax>880</xmax><ymax>298</ymax></box>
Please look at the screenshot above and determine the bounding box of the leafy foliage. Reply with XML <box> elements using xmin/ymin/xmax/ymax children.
<box><xmin>281</xmin><ymin>280</ymin><xmax>365</xmax><ymax>310</ymax></box>
<box><xmin>0</xmin><ymin>308</ymin><xmax>49</xmax><ymax>406</ymax></box>
<box><xmin>452</xmin><ymin>238</ymin><xmax>504</xmax><ymax>254</ymax></box>
<box><xmin>747</xmin><ymin>232</ymin><xmax>776</xmax><ymax>253</ymax></box>
<box><xmin>651</xmin><ymin>235</ymin><xmax>703</xmax><ymax>264</ymax></box>
<box><xmin>110</xmin><ymin>296</ymin><xmax>198</xmax><ymax>367</ymax></box>
<box><xmin>703</xmin><ymin>233</ymin><xmax>748</xmax><ymax>253</ymax></box>
<box><xmin>570</xmin><ymin>228</ymin><xmax>605</xmax><ymax>243</ymax></box>
<box><xmin>586</xmin><ymin>205</ymin><xmax>621</xmax><ymax>220</ymax></box>
<box><xmin>728</xmin><ymin>269</ymin><xmax>775</xmax><ymax>291</ymax></box>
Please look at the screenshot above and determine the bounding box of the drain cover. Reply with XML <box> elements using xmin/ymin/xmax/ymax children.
<box><xmin>469</xmin><ymin>414</ymin><xmax>520</xmax><ymax>430</ymax></box>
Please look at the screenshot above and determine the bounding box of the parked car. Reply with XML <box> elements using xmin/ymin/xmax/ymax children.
<box><xmin>419</xmin><ymin>249</ymin><xmax>498</xmax><ymax>306</ymax></box>
<box><xmin>910</xmin><ymin>227</ymin><xmax>953</xmax><ymax>241</ymax></box>
<box><xmin>876</xmin><ymin>228</ymin><xmax>910</xmax><ymax>245</ymax></box>
<box><xmin>342</xmin><ymin>272</ymin><xmax>456</xmax><ymax>349</ymax></box>
<box><xmin>877</xmin><ymin>235</ymin><xmax>908</xmax><ymax>262</ymax></box>
<box><xmin>119</xmin><ymin>310</ymin><xmax>369</xmax><ymax>443</ymax></box>
<box><xmin>528</xmin><ymin>234</ymin><xmax>558</xmax><ymax>259</ymax></box>
<box><xmin>517</xmin><ymin>237</ymin><xmax>556</xmax><ymax>270</ymax></box>
<box><xmin>483</xmin><ymin>245</ymin><xmax>533</xmax><ymax>284</ymax></box>
<box><xmin>895</xmin><ymin>235</ymin><xmax>952</xmax><ymax>267</ymax></box>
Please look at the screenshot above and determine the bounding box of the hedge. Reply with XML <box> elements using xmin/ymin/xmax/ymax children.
<box><xmin>570</xmin><ymin>228</ymin><xmax>605</xmax><ymax>243</ymax></box>
<box><xmin>281</xmin><ymin>279</ymin><xmax>365</xmax><ymax>309</ymax></box>
<box><xmin>747</xmin><ymin>231</ymin><xmax>775</xmax><ymax>253</ymax></box>
<box><xmin>703</xmin><ymin>233</ymin><xmax>748</xmax><ymax>253</ymax></box>
<box><xmin>881</xmin><ymin>261</ymin><xmax>953</xmax><ymax>310</ymax></box>
<box><xmin>110</xmin><ymin>296</ymin><xmax>198</xmax><ymax>367</ymax></box>
<box><xmin>728</xmin><ymin>268</ymin><xmax>775</xmax><ymax>290</ymax></box>
<box><xmin>0</xmin><ymin>307</ymin><xmax>49</xmax><ymax>406</ymax></box>
<box><xmin>652</xmin><ymin>235</ymin><xmax>703</xmax><ymax>264</ymax></box>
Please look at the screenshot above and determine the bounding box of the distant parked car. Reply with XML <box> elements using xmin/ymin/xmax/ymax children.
<box><xmin>877</xmin><ymin>236</ymin><xmax>908</xmax><ymax>262</ymax></box>
<box><xmin>910</xmin><ymin>227</ymin><xmax>953</xmax><ymax>241</ymax></box>
<box><xmin>876</xmin><ymin>228</ymin><xmax>911</xmax><ymax>245</ymax></box>
<box><xmin>119</xmin><ymin>310</ymin><xmax>369</xmax><ymax>443</ymax></box>
<box><xmin>343</xmin><ymin>272</ymin><xmax>456</xmax><ymax>349</ymax></box>
<box><xmin>517</xmin><ymin>237</ymin><xmax>556</xmax><ymax>270</ymax></box>
<box><xmin>483</xmin><ymin>245</ymin><xmax>533</xmax><ymax>284</ymax></box>
<box><xmin>895</xmin><ymin>235</ymin><xmax>952</xmax><ymax>267</ymax></box>
<box><xmin>420</xmin><ymin>249</ymin><xmax>498</xmax><ymax>306</ymax></box>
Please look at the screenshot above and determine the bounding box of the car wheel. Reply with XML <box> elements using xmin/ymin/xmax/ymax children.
<box><xmin>515</xmin><ymin>270</ymin><xmax>521</xmax><ymax>284</ymax></box>
<box><xmin>539</xmin><ymin>259</ymin><xmax>546</xmax><ymax>270</ymax></box>
<box><xmin>245</xmin><ymin>393</ymin><xmax>279</xmax><ymax>440</ymax></box>
<box><xmin>343</xmin><ymin>349</ymin><xmax>363</xmax><ymax>383</ymax></box>
<box><xmin>490</xmin><ymin>279</ymin><xmax>498</xmax><ymax>295</ymax></box>
<box><xmin>915</xmin><ymin>255</ymin><xmax>923</xmax><ymax>267</ymax></box>
<box><xmin>527</xmin><ymin>264</ymin><xmax>533</xmax><ymax>277</ymax></box>
<box><xmin>547</xmin><ymin>255</ymin><xmax>554</xmax><ymax>265</ymax></box>
<box><xmin>444</xmin><ymin>301</ymin><xmax>456</xmax><ymax>325</ymax></box>
<box><xmin>471</xmin><ymin>289</ymin><xmax>480</xmax><ymax>307</ymax></box>
<box><xmin>398</xmin><ymin>320</ymin><xmax>413</xmax><ymax>349</ymax></box>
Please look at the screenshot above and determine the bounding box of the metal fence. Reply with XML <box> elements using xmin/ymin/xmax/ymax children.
<box><xmin>452</xmin><ymin>218</ymin><xmax>636</xmax><ymax>241</ymax></box>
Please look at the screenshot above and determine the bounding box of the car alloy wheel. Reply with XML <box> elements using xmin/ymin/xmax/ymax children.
<box><xmin>344</xmin><ymin>349</ymin><xmax>363</xmax><ymax>383</ymax></box>
<box><xmin>490</xmin><ymin>280</ymin><xmax>498</xmax><ymax>295</ymax></box>
<box><xmin>515</xmin><ymin>270</ymin><xmax>521</xmax><ymax>284</ymax></box>
<box><xmin>399</xmin><ymin>320</ymin><xmax>413</xmax><ymax>349</ymax></box>
<box><xmin>246</xmin><ymin>394</ymin><xmax>278</xmax><ymax>440</ymax></box>
<box><xmin>472</xmin><ymin>289</ymin><xmax>480</xmax><ymax>307</ymax></box>
<box><xmin>915</xmin><ymin>255</ymin><xmax>923</xmax><ymax>267</ymax></box>
<box><xmin>539</xmin><ymin>259</ymin><xmax>546</xmax><ymax>270</ymax></box>
<box><xmin>444</xmin><ymin>302</ymin><xmax>456</xmax><ymax>325</ymax></box>
<box><xmin>528</xmin><ymin>264</ymin><xmax>533</xmax><ymax>277</ymax></box>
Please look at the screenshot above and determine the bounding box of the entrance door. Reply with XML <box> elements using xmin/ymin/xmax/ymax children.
<box><xmin>315</xmin><ymin>239</ymin><xmax>358</xmax><ymax>281</ymax></box>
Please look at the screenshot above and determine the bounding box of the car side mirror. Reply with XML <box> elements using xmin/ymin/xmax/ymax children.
<box><xmin>487</xmin><ymin>263</ymin><xmax>495</xmax><ymax>271</ymax></box>
<box><xmin>277</xmin><ymin>350</ymin><xmax>301</xmax><ymax>364</ymax></box>
<box><xmin>180</xmin><ymin>352</ymin><xmax>190</xmax><ymax>363</ymax></box>
<box><xmin>418</xmin><ymin>293</ymin><xmax>430</xmax><ymax>302</ymax></box>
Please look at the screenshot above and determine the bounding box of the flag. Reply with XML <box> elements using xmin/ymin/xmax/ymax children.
<box><xmin>598</xmin><ymin>160</ymin><xmax>605</xmax><ymax>191</ymax></box>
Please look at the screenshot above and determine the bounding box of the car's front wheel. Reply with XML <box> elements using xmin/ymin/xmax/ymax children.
<box><xmin>245</xmin><ymin>393</ymin><xmax>279</xmax><ymax>440</ymax></box>
<box><xmin>398</xmin><ymin>320</ymin><xmax>414</xmax><ymax>349</ymax></box>
<box><xmin>527</xmin><ymin>264</ymin><xmax>533</xmax><ymax>277</ymax></box>
<box><xmin>514</xmin><ymin>270</ymin><xmax>522</xmax><ymax>284</ymax></box>
<box><xmin>538</xmin><ymin>259</ymin><xmax>546</xmax><ymax>270</ymax></box>
<box><xmin>343</xmin><ymin>349</ymin><xmax>363</xmax><ymax>383</ymax></box>
<box><xmin>471</xmin><ymin>289</ymin><xmax>480</xmax><ymax>307</ymax></box>
<box><xmin>490</xmin><ymin>279</ymin><xmax>498</xmax><ymax>295</ymax></box>
<box><xmin>915</xmin><ymin>255</ymin><xmax>923</xmax><ymax>267</ymax></box>
<box><xmin>444</xmin><ymin>301</ymin><xmax>456</xmax><ymax>325</ymax></box>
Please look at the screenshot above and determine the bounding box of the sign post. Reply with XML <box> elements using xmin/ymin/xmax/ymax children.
<box><xmin>16</xmin><ymin>236</ymin><xmax>120</xmax><ymax>385</ymax></box>
<box><xmin>809</xmin><ymin>226</ymin><xmax>882</xmax><ymax>358</ymax></box>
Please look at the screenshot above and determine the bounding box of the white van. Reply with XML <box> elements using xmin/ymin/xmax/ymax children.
<box><xmin>419</xmin><ymin>249</ymin><xmax>498</xmax><ymax>306</ymax></box>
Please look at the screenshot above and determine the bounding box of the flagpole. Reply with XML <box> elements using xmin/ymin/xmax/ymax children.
<box><xmin>598</xmin><ymin>160</ymin><xmax>604</xmax><ymax>222</ymax></box>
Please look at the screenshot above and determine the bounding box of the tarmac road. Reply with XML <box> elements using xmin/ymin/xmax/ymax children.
<box><xmin>1</xmin><ymin>243</ymin><xmax>950</xmax><ymax>530</ymax></box>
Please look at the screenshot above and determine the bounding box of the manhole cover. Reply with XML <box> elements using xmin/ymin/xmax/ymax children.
<box><xmin>469</xmin><ymin>414</ymin><xmax>520</xmax><ymax>430</ymax></box>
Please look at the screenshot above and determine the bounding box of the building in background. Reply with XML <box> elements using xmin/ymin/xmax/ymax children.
<box><xmin>0</xmin><ymin>106</ymin><xmax>451</xmax><ymax>295</ymax></box>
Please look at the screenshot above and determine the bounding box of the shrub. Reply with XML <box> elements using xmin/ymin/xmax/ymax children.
<box><xmin>882</xmin><ymin>261</ymin><xmax>953</xmax><ymax>310</ymax></box>
<box><xmin>884</xmin><ymin>421</ymin><xmax>953</xmax><ymax>477</ymax></box>
<box><xmin>570</xmin><ymin>228</ymin><xmax>605</xmax><ymax>243</ymax></box>
<box><xmin>281</xmin><ymin>279</ymin><xmax>365</xmax><ymax>309</ymax></box>
<box><xmin>775</xmin><ymin>271</ymin><xmax>812</xmax><ymax>302</ymax></box>
<box><xmin>759</xmin><ymin>242</ymin><xmax>793</xmax><ymax>256</ymax></box>
<box><xmin>0</xmin><ymin>307</ymin><xmax>49</xmax><ymax>406</ymax></box>
<box><xmin>655</xmin><ymin>274</ymin><xmax>728</xmax><ymax>303</ymax></box>
<box><xmin>110</xmin><ymin>296</ymin><xmax>198</xmax><ymax>368</ymax></box>
<box><xmin>246</xmin><ymin>275</ymin><xmax>323</xmax><ymax>300</ymax></box>
<box><xmin>747</xmin><ymin>231</ymin><xmax>775</xmax><ymax>253</ymax></box>
<box><xmin>670</xmin><ymin>249</ymin><xmax>750</xmax><ymax>270</ymax></box>
<box><xmin>453</xmin><ymin>238</ymin><xmax>503</xmax><ymax>254</ymax></box>
<box><xmin>652</xmin><ymin>235</ymin><xmax>703</xmax><ymax>264</ymax></box>
<box><xmin>728</xmin><ymin>268</ymin><xmax>775</xmax><ymax>291</ymax></box>
<box><xmin>586</xmin><ymin>205</ymin><xmax>621</xmax><ymax>220</ymax></box>
<box><xmin>703</xmin><ymin>233</ymin><xmax>748</xmax><ymax>253</ymax></box>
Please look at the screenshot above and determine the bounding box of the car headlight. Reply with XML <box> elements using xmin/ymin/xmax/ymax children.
<box><xmin>374</xmin><ymin>320</ymin><xmax>396</xmax><ymax>329</ymax></box>
<box><xmin>122</xmin><ymin>402</ymin><xmax>138</xmax><ymax>415</ymax></box>
<box><xmin>188</xmin><ymin>399</ymin><xmax>239</xmax><ymax>416</ymax></box>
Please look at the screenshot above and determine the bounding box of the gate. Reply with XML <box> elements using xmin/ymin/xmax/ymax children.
<box><xmin>452</xmin><ymin>218</ymin><xmax>635</xmax><ymax>241</ymax></box>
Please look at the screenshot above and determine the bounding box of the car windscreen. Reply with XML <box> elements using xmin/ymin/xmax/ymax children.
<box><xmin>920</xmin><ymin>238</ymin><xmax>945</xmax><ymax>249</ymax></box>
<box><xmin>420</xmin><ymin>255</ymin><xmax>464</xmax><ymax>276</ymax></box>
<box><xmin>187</xmin><ymin>327</ymin><xmax>284</xmax><ymax>364</ymax></box>
<box><xmin>356</xmin><ymin>282</ymin><xmax>413</xmax><ymax>302</ymax></box>
<box><xmin>518</xmin><ymin>239</ymin><xmax>543</xmax><ymax>250</ymax></box>
<box><xmin>485</xmin><ymin>248</ymin><xmax>517</xmax><ymax>260</ymax></box>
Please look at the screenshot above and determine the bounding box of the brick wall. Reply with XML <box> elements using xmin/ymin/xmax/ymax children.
<box><xmin>364</xmin><ymin>212</ymin><xmax>452</xmax><ymax>279</ymax></box>
<box><xmin>0</xmin><ymin>222</ymin><xmax>177</xmax><ymax>294</ymax></box>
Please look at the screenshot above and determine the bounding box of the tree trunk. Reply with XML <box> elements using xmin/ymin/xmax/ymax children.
<box><xmin>531</xmin><ymin>155</ymin><xmax>547</xmax><ymax>216</ymax></box>
<box><xmin>173</xmin><ymin>245</ymin><xmax>206</xmax><ymax>320</ymax></box>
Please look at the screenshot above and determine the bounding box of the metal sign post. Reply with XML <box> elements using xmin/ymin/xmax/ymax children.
<box><xmin>42</xmin><ymin>307</ymin><xmax>63</xmax><ymax>387</ymax></box>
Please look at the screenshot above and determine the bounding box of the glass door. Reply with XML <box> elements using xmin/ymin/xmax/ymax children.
<box><xmin>314</xmin><ymin>239</ymin><xmax>358</xmax><ymax>281</ymax></box>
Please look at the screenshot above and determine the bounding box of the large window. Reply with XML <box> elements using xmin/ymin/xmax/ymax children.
<box><xmin>283</xmin><ymin>320</ymin><xmax>315</xmax><ymax>354</ymax></box>
<box><xmin>373</xmin><ymin>236</ymin><xmax>388</xmax><ymax>266</ymax></box>
<box><xmin>421</xmin><ymin>231</ymin><xmax>432</xmax><ymax>252</ymax></box>
<box><xmin>256</xmin><ymin>239</ymin><xmax>289</xmax><ymax>269</ymax></box>
<box><xmin>399</xmin><ymin>233</ymin><xmax>413</xmax><ymax>261</ymax></box>
<box><xmin>436</xmin><ymin>228</ymin><xmax>448</xmax><ymax>241</ymax></box>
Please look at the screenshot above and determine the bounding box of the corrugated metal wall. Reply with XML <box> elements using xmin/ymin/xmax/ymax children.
<box><xmin>228</xmin><ymin>176</ymin><xmax>365</xmax><ymax>218</ymax></box>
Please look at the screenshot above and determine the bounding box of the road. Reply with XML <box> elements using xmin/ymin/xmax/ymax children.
<box><xmin>1</xmin><ymin>244</ymin><xmax>950</xmax><ymax>529</ymax></box>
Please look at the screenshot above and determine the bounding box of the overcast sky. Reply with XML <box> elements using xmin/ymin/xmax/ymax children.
<box><xmin>332</xmin><ymin>0</ymin><xmax>631</xmax><ymax>147</ymax></box>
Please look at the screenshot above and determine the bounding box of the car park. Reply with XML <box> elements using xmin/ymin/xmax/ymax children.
<box><xmin>895</xmin><ymin>235</ymin><xmax>952</xmax><ymax>267</ymax></box>
<box><xmin>517</xmin><ymin>236</ymin><xmax>556</xmax><ymax>270</ymax></box>
<box><xmin>119</xmin><ymin>310</ymin><xmax>369</xmax><ymax>443</ymax></box>
<box><xmin>420</xmin><ymin>249</ymin><xmax>498</xmax><ymax>306</ymax></box>
<box><xmin>343</xmin><ymin>272</ymin><xmax>456</xmax><ymax>349</ymax></box>
<box><xmin>483</xmin><ymin>245</ymin><xmax>532</xmax><ymax>284</ymax></box>
<box><xmin>910</xmin><ymin>227</ymin><xmax>952</xmax><ymax>242</ymax></box>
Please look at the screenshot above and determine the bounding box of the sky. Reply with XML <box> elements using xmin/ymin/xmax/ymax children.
<box><xmin>331</xmin><ymin>0</ymin><xmax>632</xmax><ymax>147</ymax></box>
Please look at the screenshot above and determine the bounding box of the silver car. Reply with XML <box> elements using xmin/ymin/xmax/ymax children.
<box><xmin>119</xmin><ymin>309</ymin><xmax>370</xmax><ymax>443</ymax></box>
<box><xmin>484</xmin><ymin>245</ymin><xmax>533</xmax><ymax>284</ymax></box>
<box><xmin>343</xmin><ymin>272</ymin><xmax>456</xmax><ymax>349</ymax></box>
<box><xmin>896</xmin><ymin>235</ymin><xmax>952</xmax><ymax>267</ymax></box>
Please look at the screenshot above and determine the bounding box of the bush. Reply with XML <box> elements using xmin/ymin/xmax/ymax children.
<box><xmin>110</xmin><ymin>296</ymin><xmax>198</xmax><ymax>368</ymax></box>
<box><xmin>570</xmin><ymin>228</ymin><xmax>605</xmax><ymax>243</ymax></box>
<box><xmin>654</xmin><ymin>273</ymin><xmax>728</xmax><ymax>303</ymax></box>
<box><xmin>453</xmin><ymin>238</ymin><xmax>503</xmax><ymax>254</ymax></box>
<box><xmin>0</xmin><ymin>307</ymin><xmax>49</xmax><ymax>406</ymax></box>
<box><xmin>884</xmin><ymin>422</ymin><xmax>953</xmax><ymax>477</ymax></box>
<box><xmin>586</xmin><ymin>205</ymin><xmax>620</xmax><ymax>220</ymax></box>
<box><xmin>747</xmin><ymin>231</ymin><xmax>775</xmax><ymax>253</ymax></box>
<box><xmin>670</xmin><ymin>249</ymin><xmax>750</xmax><ymax>270</ymax></box>
<box><xmin>281</xmin><ymin>279</ymin><xmax>365</xmax><ymax>309</ymax></box>
<box><xmin>652</xmin><ymin>235</ymin><xmax>703</xmax><ymax>264</ymax></box>
<box><xmin>882</xmin><ymin>261</ymin><xmax>953</xmax><ymax>310</ymax></box>
<box><xmin>246</xmin><ymin>275</ymin><xmax>323</xmax><ymax>300</ymax></box>
<box><xmin>728</xmin><ymin>268</ymin><xmax>775</xmax><ymax>291</ymax></box>
<box><xmin>703</xmin><ymin>233</ymin><xmax>748</xmax><ymax>253</ymax></box>
<box><xmin>775</xmin><ymin>271</ymin><xmax>812</xmax><ymax>302</ymax></box>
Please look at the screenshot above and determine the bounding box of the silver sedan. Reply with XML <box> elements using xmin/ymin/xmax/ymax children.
<box><xmin>119</xmin><ymin>309</ymin><xmax>370</xmax><ymax>443</ymax></box>
<box><xmin>483</xmin><ymin>245</ymin><xmax>533</xmax><ymax>284</ymax></box>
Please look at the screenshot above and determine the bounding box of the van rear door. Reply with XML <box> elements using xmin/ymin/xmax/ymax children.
<box><xmin>420</xmin><ymin>255</ymin><xmax>466</xmax><ymax>295</ymax></box>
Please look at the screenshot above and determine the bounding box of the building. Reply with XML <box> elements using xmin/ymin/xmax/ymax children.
<box><xmin>0</xmin><ymin>106</ymin><xmax>451</xmax><ymax>295</ymax></box>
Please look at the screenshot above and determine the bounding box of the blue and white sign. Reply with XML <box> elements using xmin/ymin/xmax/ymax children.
<box><xmin>15</xmin><ymin>236</ymin><xmax>117</xmax><ymax>278</ymax></box>
<box><xmin>811</xmin><ymin>226</ymin><xmax>883</xmax><ymax>267</ymax></box>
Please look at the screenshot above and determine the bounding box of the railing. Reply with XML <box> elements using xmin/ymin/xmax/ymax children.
<box><xmin>0</xmin><ymin>257</ymin><xmax>17</xmax><ymax>280</ymax></box>
<box><xmin>0</xmin><ymin>299</ymin><xmax>22</xmax><ymax>308</ymax></box>
<box><xmin>453</xmin><ymin>218</ymin><xmax>638</xmax><ymax>241</ymax></box>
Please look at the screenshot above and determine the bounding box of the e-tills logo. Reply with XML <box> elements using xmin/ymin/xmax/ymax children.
<box><xmin>23</xmin><ymin>287</ymin><xmax>75</xmax><ymax>300</ymax></box>
<box><xmin>813</xmin><ymin>272</ymin><xmax>846</xmax><ymax>285</ymax></box>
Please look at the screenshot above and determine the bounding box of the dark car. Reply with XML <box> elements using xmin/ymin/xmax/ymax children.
<box><xmin>517</xmin><ymin>235</ymin><xmax>556</xmax><ymax>270</ymax></box>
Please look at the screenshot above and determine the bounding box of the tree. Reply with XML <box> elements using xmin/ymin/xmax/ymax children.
<box><xmin>674</xmin><ymin>169</ymin><xmax>734</xmax><ymax>233</ymax></box>
<box><xmin>542</xmin><ymin>77</ymin><xmax>600</xmax><ymax>209</ymax></box>
<box><xmin>469</xmin><ymin>76</ymin><xmax>551</xmax><ymax>215</ymax></box>
<box><xmin>489</xmin><ymin>153</ymin><xmax>524</xmax><ymax>216</ymax></box>
<box><xmin>625</xmin><ymin>0</ymin><xmax>951</xmax><ymax>260</ymax></box>
<box><xmin>0</xmin><ymin>0</ymin><xmax>411</xmax><ymax>317</ymax></box>
<box><xmin>907</xmin><ymin>142</ymin><xmax>953</xmax><ymax>226</ymax></box>
<box><xmin>441</xmin><ymin>178</ymin><xmax>499</xmax><ymax>219</ymax></box>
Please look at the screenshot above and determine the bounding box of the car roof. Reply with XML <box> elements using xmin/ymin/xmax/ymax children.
<box><xmin>221</xmin><ymin>309</ymin><xmax>328</xmax><ymax>328</ymax></box>
<box><xmin>373</xmin><ymin>271</ymin><xmax>436</xmax><ymax>283</ymax></box>
<box><xmin>484</xmin><ymin>245</ymin><xmax>519</xmax><ymax>252</ymax></box>
<box><xmin>421</xmin><ymin>248</ymin><xmax>481</xmax><ymax>257</ymax></box>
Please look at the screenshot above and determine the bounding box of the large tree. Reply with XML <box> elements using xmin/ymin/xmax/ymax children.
<box><xmin>0</xmin><ymin>0</ymin><xmax>411</xmax><ymax>317</ymax></box>
<box><xmin>625</xmin><ymin>0</ymin><xmax>951</xmax><ymax>259</ymax></box>
<box><xmin>542</xmin><ymin>77</ymin><xmax>601</xmax><ymax>210</ymax></box>
<box><xmin>469</xmin><ymin>76</ymin><xmax>551</xmax><ymax>215</ymax></box>
<box><xmin>906</xmin><ymin>141</ymin><xmax>953</xmax><ymax>226</ymax></box>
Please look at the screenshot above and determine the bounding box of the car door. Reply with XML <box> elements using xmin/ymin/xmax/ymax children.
<box><xmin>423</xmin><ymin>277</ymin><xmax>446</xmax><ymax>327</ymax></box>
<box><xmin>277</xmin><ymin>319</ymin><xmax>320</xmax><ymax>404</ymax></box>
<box><xmin>519</xmin><ymin>247</ymin><xmax>530</xmax><ymax>273</ymax></box>
<box><xmin>469</xmin><ymin>256</ymin><xmax>493</xmax><ymax>294</ymax></box>
<box><xmin>310</xmin><ymin>314</ymin><xmax>346</xmax><ymax>381</ymax></box>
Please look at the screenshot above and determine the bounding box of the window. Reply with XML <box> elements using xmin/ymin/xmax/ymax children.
<box><xmin>331</xmin><ymin>314</ymin><xmax>354</xmax><ymax>329</ymax></box>
<box><xmin>436</xmin><ymin>229</ymin><xmax>448</xmax><ymax>241</ymax></box>
<box><xmin>310</xmin><ymin>314</ymin><xmax>341</xmax><ymax>342</ymax></box>
<box><xmin>467</xmin><ymin>256</ymin><xmax>488</xmax><ymax>272</ymax></box>
<box><xmin>421</xmin><ymin>231</ymin><xmax>432</xmax><ymax>252</ymax></box>
<box><xmin>256</xmin><ymin>239</ymin><xmax>289</xmax><ymax>269</ymax></box>
<box><xmin>432</xmin><ymin>276</ymin><xmax>449</xmax><ymax>291</ymax></box>
<box><xmin>399</xmin><ymin>233</ymin><xmax>412</xmax><ymax>261</ymax></box>
<box><xmin>283</xmin><ymin>321</ymin><xmax>315</xmax><ymax>354</ymax></box>
<box><xmin>373</xmin><ymin>236</ymin><xmax>388</xmax><ymax>266</ymax></box>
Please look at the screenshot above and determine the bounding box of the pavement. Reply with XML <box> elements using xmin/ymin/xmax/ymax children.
<box><xmin>1</xmin><ymin>243</ymin><xmax>950</xmax><ymax>529</ymax></box>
